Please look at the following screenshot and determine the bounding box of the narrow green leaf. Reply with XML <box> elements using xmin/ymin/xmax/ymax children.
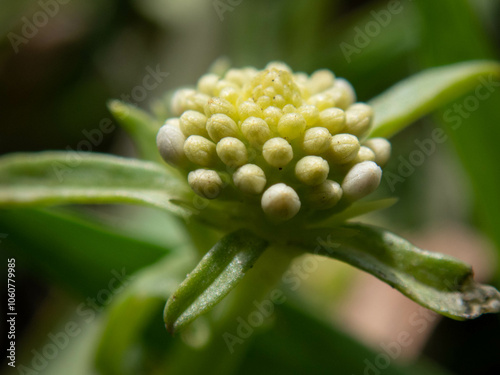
<box><xmin>292</xmin><ymin>224</ymin><xmax>500</xmax><ymax>320</ymax></box>
<box><xmin>108</xmin><ymin>100</ymin><xmax>164</xmax><ymax>163</ymax></box>
<box><xmin>96</xmin><ymin>251</ymin><xmax>194</xmax><ymax>375</ymax></box>
<box><xmin>369</xmin><ymin>60</ymin><xmax>500</xmax><ymax>138</ymax></box>
<box><xmin>0</xmin><ymin>208</ymin><xmax>172</xmax><ymax>297</ymax></box>
<box><xmin>164</xmin><ymin>230</ymin><xmax>269</xmax><ymax>334</ymax></box>
<box><xmin>0</xmin><ymin>151</ymin><xmax>191</xmax><ymax>217</ymax></box>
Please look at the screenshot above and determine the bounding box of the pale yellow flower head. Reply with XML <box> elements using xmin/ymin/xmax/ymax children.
<box><xmin>156</xmin><ymin>61</ymin><xmax>390</xmax><ymax>222</ymax></box>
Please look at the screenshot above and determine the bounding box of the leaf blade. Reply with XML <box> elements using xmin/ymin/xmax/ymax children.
<box><xmin>293</xmin><ymin>224</ymin><xmax>500</xmax><ymax>320</ymax></box>
<box><xmin>164</xmin><ymin>230</ymin><xmax>269</xmax><ymax>334</ymax></box>
<box><xmin>0</xmin><ymin>151</ymin><xmax>191</xmax><ymax>217</ymax></box>
<box><xmin>369</xmin><ymin>60</ymin><xmax>500</xmax><ymax>138</ymax></box>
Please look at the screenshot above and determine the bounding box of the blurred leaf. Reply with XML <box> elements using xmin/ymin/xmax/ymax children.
<box><xmin>164</xmin><ymin>230</ymin><xmax>268</xmax><ymax>334</ymax></box>
<box><xmin>0</xmin><ymin>151</ymin><xmax>191</xmax><ymax>217</ymax></box>
<box><xmin>415</xmin><ymin>0</ymin><xmax>500</xmax><ymax>283</ymax></box>
<box><xmin>96</xmin><ymin>251</ymin><xmax>194</xmax><ymax>375</ymax></box>
<box><xmin>0</xmin><ymin>208</ymin><xmax>173</xmax><ymax>297</ymax></box>
<box><xmin>108</xmin><ymin>100</ymin><xmax>165</xmax><ymax>163</ymax></box>
<box><xmin>237</xmin><ymin>302</ymin><xmax>450</xmax><ymax>375</ymax></box>
<box><xmin>292</xmin><ymin>224</ymin><xmax>500</xmax><ymax>320</ymax></box>
<box><xmin>369</xmin><ymin>60</ymin><xmax>500</xmax><ymax>138</ymax></box>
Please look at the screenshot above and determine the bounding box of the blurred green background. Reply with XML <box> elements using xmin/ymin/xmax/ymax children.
<box><xmin>1</xmin><ymin>0</ymin><xmax>500</xmax><ymax>374</ymax></box>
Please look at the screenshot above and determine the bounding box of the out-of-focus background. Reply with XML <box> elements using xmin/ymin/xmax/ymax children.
<box><xmin>1</xmin><ymin>0</ymin><xmax>500</xmax><ymax>374</ymax></box>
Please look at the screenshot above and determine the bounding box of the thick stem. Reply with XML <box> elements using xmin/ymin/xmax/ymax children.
<box><xmin>163</xmin><ymin>244</ymin><xmax>299</xmax><ymax>375</ymax></box>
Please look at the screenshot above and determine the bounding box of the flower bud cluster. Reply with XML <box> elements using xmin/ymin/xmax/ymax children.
<box><xmin>157</xmin><ymin>62</ymin><xmax>391</xmax><ymax>221</ymax></box>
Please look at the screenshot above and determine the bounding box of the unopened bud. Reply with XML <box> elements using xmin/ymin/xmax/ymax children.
<box><xmin>308</xmin><ymin>180</ymin><xmax>343</xmax><ymax>209</ymax></box>
<box><xmin>363</xmin><ymin>138</ymin><xmax>392</xmax><ymax>167</ymax></box>
<box><xmin>206</xmin><ymin>114</ymin><xmax>239</xmax><ymax>142</ymax></box>
<box><xmin>277</xmin><ymin>113</ymin><xmax>306</xmax><ymax>140</ymax></box>
<box><xmin>216</xmin><ymin>137</ymin><xmax>248</xmax><ymax>168</ymax></box>
<box><xmin>188</xmin><ymin>169</ymin><xmax>223</xmax><ymax>199</ymax></box>
<box><xmin>156</xmin><ymin>124</ymin><xmax>186</xmax><ymax>166</ymax></box>
<box><xmin>295</xmin><ymin>156</ymin><xmax>329</xmax><ymax>186</ymax></box>
<box><xmin>302</xmin><ymin>127</ymin><xmax>331</xmax><ymax>155</ymax></box>
<box><xmin>344</xmin><ymin>103</ymin><xmax>373</xmax><ymax>137</ymax></box>
<box><xmin>262</xmin><ymin>138</ymin><xmax>293</xmax><ymax>168</ymax></box>
<box><xmin>233</xmin><ymin>164</ymin><xmax>267</xmax><ymax>194</ymax></box>
<box><xmin>341</xmin><ymin>161</ymin><xmax>382</xmax><ymax>201</ymax></box>
<box><xmin>183</xmin><ymin>135</ymin><xmax>218</xmax><ymax>167</ymax></box>
<box><xmin>327</xmin><ymin>134</ymin><xmax>360</xmax><ymax>164</ymax></box>
<box><xmin>180</xmin><ymin>110</ymin><xmax>208</xmax><ymax>138</ymax></box>
<box><xmin>261</xmin><ymin>183</ymin><xmax>301</xmax><ymax>221</ymax></box>
<box><xmin>241</xmin><ymin>117</ymin><xmax>271</xmax><ymax>147</ymax></box>
<box><xmin>318</xmin><ymin>108</ymin><xmax>345</xmax><ymax>134</ymax></box>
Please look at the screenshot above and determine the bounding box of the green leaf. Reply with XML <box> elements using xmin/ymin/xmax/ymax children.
<box><xmin>96</xmin><ymin>251</ymin><xmax>195</xmax><ymax>375</ymax></box>
<box><xmin>415</xmin><ymin>0</ymin><xmax>500</xmax><ymax>284</ymax></box>
<box><xmin>369</xmin><ymin>60</ymin><xmax>500</xmax><ymax>138</ymax></box>
<box><xmin>164</xmin><ymin>230</ymin><xmax>269</xmax><ymax>334</ymax></box>
<box><xmin>108</xmin><ymin>100</ymin><xmax>164</xmax><ymax>163</ymax></box>
<box><xmin>0</xmin><ymin>208</ymin><xmax>172</xmax><ymax>297</ymax></box>
<box><xmin>0</xmin><ymin>151</ymin><xmax>191</xmax><ymax>217</ymax></box>
<box><xmin>292</xmin><ymin>224</ymin><xmax>500</xmax><ymax>320</ymax></box>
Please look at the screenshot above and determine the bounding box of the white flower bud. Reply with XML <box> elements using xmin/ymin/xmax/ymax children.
<box><xmin>241</xmin><ymin>117</ymin><xmax>271</xmax><ymax>147</ymax></box>
<box><xmin>183</xmin><ymin>135</ymin><xmax>218</xmax><ymax>167</ymax></box>
<box><xmin>197</xmin><ymin>73</ymin><xmax>220</xmax><ymax>96</ymax></box>
<box><xmin>164</xmin><ymin>118</ymin><xmax>180</xmax><ymax>129</ymax></box>
<box><xmin>326</xmin><ymin>78</ymin><xmax>356</xmax><ymax>109</ymax></box>
<box><xmin>233</xmin><ymin>164</ymin><xmax>267</xmax><ymax>194</ymax></box>
<box><xmin>171</xmin><ymin>89</ymin><xmax>210</xmax><ymax>116</ymax></box>
<box><xmin>308</xmin><ymin>180</ymin><xmax>343</xmax><ymax>209</ymax></box>
<box><xmin>282</xmin><ymin>104</ymin><xmax>296</xmax><ymax>114</ymax></box>
<box><xmin>219</xmin><ymin>87</ymin><xmax>239</xmax><ymax>104</ymax></box>
<box><xmin>238</xmin><ymin>100</ymin><xmax>263</xmax><ymax>120</ymax></box>
<box><xmin>297</xmin><ymin>105</ymin><xmax>319</xmax><ymax>127</ymax></box>
<box><xmin>179</xmin><ymin>110</ymin><xmax>208</xmax><ymax>138</ymax></box>
<box><xmin>363</xmin><ymin>138</ymin><xmax>391</xmax><ymax>167</ymax></box>
<box><xmin>225</xmin><ymin>69</ymin><xmax>248</xmax><ymax>87</ymax></box>
<box><xmin>308</xmin><ymin>69</ymin><xmax>335</xmax><ymax>94</ymax></box>
<box><xmin>295</xmin><ymin>156</ymin><xmax>329</xmax><ymax>186</ymax></box>
<box><xmin>277</xmin><ymin>113</ymin><xmax>306</xmax><ymax>140</ymax></box>
<box><xmin>156</xmin><ymin>124</ymin><xmax>186</xmax><ymax>166</ymax></box>
<box><xmin>307</xmin><ymin>93</ymin><xmax>335</xmax><ymax>111</ymax></box>
<box><xmin>262</xmin><ymin>138</ymin><xmax>293</xmax><ymax>168</ymax></box>
<box><xmin>261</xmin><ymin>183</ymin><xmax>301</xmax><ymax>221</ymax></box>
<box><xmin>214</xmin><ymin>79</ymin><xmax>239</xmax><ymax>95</ymax></box>
<box><xmin>204</xmin><ymin>97</ymin><xmax>237</xmax><ymax>119</ymax></box>
<box><xmin>188</xmin><ymin>169</ymin><xmax>223</xmax><ymax>199</ymax></box>
<box><xmin>352</xmin><ymin>146</ymin><xmax>376</xmax><ymax>164</ymax></box>
<box><xmin>206</xmin><ymin>114</ymin><xmax>239</xmax><ymax>142</ymax></box>
<box><xmin>341</xmin><ymin>161</ymin><xmax>382</xmax><ymax>201</ymax></box>
<box><xmin>265</xmin><ymin>61</ymin><xmax>292</xmax><ymax>72</ymax></box>
<box><xmin>256</xmin><ymin>95</ymin><xmax>272</xmax><ymax>109</ymax></box>
<box><xmin>344</xmin><ymin>103</ymin><xmax>373</xmax><ymax>137</ymax></box>
<box><xmin>263</xmin><ymin>106</ymin><xmax>283</xmax><ymax>131</ymax></box>
<box><xmin>318</xmin><ymin>108</ymin><xmax>345</xmax><ymax>134</ymax></box>
<box><xmin>216</xmin><ymin>137</ymin><xmax>248</xmax><ymax>168</ymax></box>
<box><xmin>302</xmin><ymin>127</ymin><xmax>331</xmax><ymax>155</ymax></box>
<box><xmin>327</xmin><ymin>134</ymin><xmax>360</xmax><ymax>164</ymax></box>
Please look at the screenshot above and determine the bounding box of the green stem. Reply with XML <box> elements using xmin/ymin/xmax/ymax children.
<box><xmin>163</xmin><ymin>244</ymin><xmax>299</xmax><ymax>375</ymax></box>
